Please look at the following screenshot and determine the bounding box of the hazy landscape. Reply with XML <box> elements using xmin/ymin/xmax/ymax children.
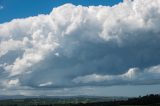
<box><xmin>0</xmin><ymin>94</ymin><xmax>159</xmax><ymax>106</ymax></box>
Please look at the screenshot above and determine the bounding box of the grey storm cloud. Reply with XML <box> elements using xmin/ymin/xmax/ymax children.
<box><xmin>0</xmin><ymin>0</ymin><xmax>160</xmax><ymax>95</ymax></box>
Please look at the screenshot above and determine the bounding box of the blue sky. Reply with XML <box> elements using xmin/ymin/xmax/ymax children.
<box><xmin>0</xmin><ymin>0</ymin><xmax>122</xmax><ymax>23</ymax></box>
<box><xmin>0</xmin><ymin>0</ymin><xmax>160</xmax><ymax>97</ymax></box>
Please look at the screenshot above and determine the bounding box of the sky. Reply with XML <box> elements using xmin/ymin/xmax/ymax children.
<box><xmin>0</xmin><ymin>0</ymin><xmax>160</xmax><ymax>97</ymax></box>
<box><xmin>0</xmin><ymin>0</ymin><xmax>122</xmax><ymax>23</ymax></box>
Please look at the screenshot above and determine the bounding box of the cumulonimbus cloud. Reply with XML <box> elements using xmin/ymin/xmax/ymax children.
<box><xmin>0</xmin><ymin>0</ymin><xmax>160</xmax><ymax>95</ymax></box>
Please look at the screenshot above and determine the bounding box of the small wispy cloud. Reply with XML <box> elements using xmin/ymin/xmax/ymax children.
<box><xmin>0</xmin><ymin>5</ymin><xmax>4</xmax><ymax>10</ymax></box>
<box><xmin>39</xmin><ymin>82</ymin><xmax>53</xmax><ymax>87</ymax></box>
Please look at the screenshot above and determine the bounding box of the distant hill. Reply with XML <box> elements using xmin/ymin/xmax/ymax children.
<box><xmin>0</xmin><ymin>95</ymin><xmax>127</xmax><ymax>101</ymax></box>
<box><xmin>0</xmin><ymin>95</ymin><xmax>127</xmax><ymax>106</ymax></box>
<box><xmin>116</xmin><ymin>94</ymin><xmax>160</xmax><ymax>105</ymax></box>
<box><xmin>0</xmin><ymin>95</ymin><xmax>38</xmax><ymax>100</ymax></box>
